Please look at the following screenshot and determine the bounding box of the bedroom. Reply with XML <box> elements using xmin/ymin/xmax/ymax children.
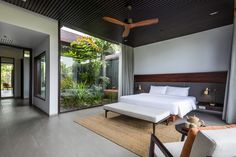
<box><xmin>0</xmin><ymin>0</ymin><xmax>236</xmax><ymax>157</ymax></box>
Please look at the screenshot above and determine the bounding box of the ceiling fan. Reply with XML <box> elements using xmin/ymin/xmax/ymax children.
<box><xmin>102</xmin><ymin>16</ymin><xmax>159</xmax><ymax>38</ymax></box>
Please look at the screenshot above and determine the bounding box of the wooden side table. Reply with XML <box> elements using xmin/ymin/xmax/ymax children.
<box><xmin>175</xmin><ymin>123</ymin><xmax>188</xmax><ymax>141</ymax></box>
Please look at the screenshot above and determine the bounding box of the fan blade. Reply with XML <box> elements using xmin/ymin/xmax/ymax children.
<box><xmin>102</xmin><ymin>17</ymin><xmax>125</xmax><ymax>26</ymax></box>
<box><xmin>122</xmin><ymin>25</ymin><xmax>130</xmax><ymax>38</ymax></box>
<box><xmin>130</xmin><ymin>18</ymin><xmax>159</xmax><ymax>28</ymax></box>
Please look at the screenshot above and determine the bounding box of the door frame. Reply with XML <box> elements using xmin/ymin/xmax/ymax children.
<box><xmin>0</xmin><ymin>44</ymin><xmax>33</xmax><ymax>105</ymax></box>
<box><xmin>0</xmin><ymin>57</ymin><xmax>15</xmax><ymax>98</ymax></box>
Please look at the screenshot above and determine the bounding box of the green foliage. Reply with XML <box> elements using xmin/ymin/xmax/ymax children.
<box><xmin>1</xmin><ymin>64</ymin><xmax>13</xmax><ymax>89</ymax></box>
<box><xmin>94</xmin><ymin>38</ymin><xmax>114</xmax><ymax>55</ymax></box>
<box><xmin>61</xmin><ymin>77</ymin><xmax>75</xmax><ymax>91</ymax></box>
<box><xmin>61</xmin><ymin>84</ymin><xmax>104</xmax><ymax>108</ymax></box>
<box><xmin>90</xmin><ymin>85</ymin><xmax>103</xmax><ymax>104</ymax></box>
<box><xmin>99</xmin><ymin>76</ymin><xmax>110</xmax><ymax>88</ymax></box>
<box><xmin>61</xmin><ymin>62</ymin><xmax>72</xmax><ymax>78</ymax></box>
<box><xmin>75</xmin><ymin>82</ymin><xmax>89</xmax><ymax>104</ymax></box>
<box><xmin>63</xmin><ymin>36</ymin><xmax>102</xmax><ymax>62</ymax></box>
<box><xmin>60</xmin><ymin>36</ymin><xmax>119</xmax><ymax>110</ymax></box>
<box><xmin>62</xmin><ymin>36</ymin><xmax>111</xmax><ymax>86</ymax></box>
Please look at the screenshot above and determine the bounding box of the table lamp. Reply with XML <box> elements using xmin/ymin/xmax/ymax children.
<box><xmin>203</xmin><ymin>87</ymin><xmax>216</xmax><ymax>106</ymax></box>
<box><xmin>203</xmin><ymin>88</ymin><xmax>209</xmax><ymax>95</ymax></box>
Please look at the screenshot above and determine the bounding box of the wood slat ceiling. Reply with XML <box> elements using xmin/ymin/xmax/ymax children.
<box><xmin>3</xmin><ymin>0</ymin><xmax>234</xmax><ymax>47</ymax></box>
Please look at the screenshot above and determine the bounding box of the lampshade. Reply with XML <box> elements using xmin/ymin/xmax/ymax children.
<box><xmin>138</xmin><ymin>84</ymin><xmax>142</xmax><ymax>90</ymax></box>
<box><xmin>203</xmin><ymin>88</ymin><xmax>210</xmax><ymax>95</ymax></box>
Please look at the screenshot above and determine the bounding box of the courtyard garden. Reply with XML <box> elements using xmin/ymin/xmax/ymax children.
<box><xmin>60</xmin><ymin>36</ymin><xmax>120</xmax><ymax>112</ymax></box>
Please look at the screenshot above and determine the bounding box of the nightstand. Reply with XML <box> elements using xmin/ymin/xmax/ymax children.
<box><xmin>197</xmin><ymin>102</ymin><xmax>223</xmax><ymax>114</ymax></box>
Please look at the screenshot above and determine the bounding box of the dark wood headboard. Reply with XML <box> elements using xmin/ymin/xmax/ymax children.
<box><xmin>134</xmin><ymin>71</ymin><xmax>227</xmax><ymax>103</ymax></box>
<box><xmin>134</xmin><ymin>71</ymin><xmax>227</xmax><ymax>83</ymax></box>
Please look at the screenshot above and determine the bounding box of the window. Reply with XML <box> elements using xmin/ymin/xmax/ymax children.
<box><xmin>34</xmin><ymin>52</ymin><xmax>46</xmax><ymax>100</ymax></box>
<box><xmin>24</xmin><ymin>50</ymin><xmax>30</xmax><ymax>58</ymax></box>
<box><xmin>59</xmin><ymin>26</ymin><xmax>121</xmax><ymax>113</ymax></box>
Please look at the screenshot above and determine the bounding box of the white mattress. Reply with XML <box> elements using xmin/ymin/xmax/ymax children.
<box><xmin>119</xmin><ymin>93</ymin><xmax>196</xmax><ymax>118</ymax></box>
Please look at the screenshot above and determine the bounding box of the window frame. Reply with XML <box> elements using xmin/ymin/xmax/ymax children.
<box><xmin>34</xmin><ymin>52</ymin><xmax>46</xmax><ymax>101</ymax></box>
<box><xmin>23</xmin><ymin>50</ymin><xmax>31</xmax><ymax>58</ymax></box>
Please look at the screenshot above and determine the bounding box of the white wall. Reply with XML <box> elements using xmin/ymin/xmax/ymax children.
<box><xmin>0</xmin><ymin>46</ymin><xmax>23</xmax><ymax>97</ymax></box>
<box><xmin>134</xmin><ymin>25</ymin><xmax>233</xmax><ymax>74</ymax></box>
<box><xmin>0</xmin><ymin>1</ymin><xmax>58</xmax><ymax>115</ymax></box>
<box><xmin>33</xmin><ymin>37</ymin><xmax>50</xmax><ymax>113</ymax></box>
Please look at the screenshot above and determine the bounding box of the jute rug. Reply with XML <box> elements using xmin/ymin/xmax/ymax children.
<box><xmin>74</xmin><ymin>112</ymin><xmax>181</xmax><ymax>157</ymax></box>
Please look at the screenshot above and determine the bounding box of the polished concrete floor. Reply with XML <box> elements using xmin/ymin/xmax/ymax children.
<box><xmin>1</xmin><ymin>89</ymin><xmax>14</xmax><ymax>97</ymax></box>
<box><xmin>0</xmin><ymin>99</ymin><xmax>138</xmax><ymax>157</ymax></box>
<box><xmin>0</xmin><ymin>99</ymin><xmax>225</xmax><ymax>157</ymax></box>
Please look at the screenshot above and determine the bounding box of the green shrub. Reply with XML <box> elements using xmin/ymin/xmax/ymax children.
<box><xmin>61</xmin><ymin>77</ymin><xmax>75</xmax><ymax>91</ymax></box>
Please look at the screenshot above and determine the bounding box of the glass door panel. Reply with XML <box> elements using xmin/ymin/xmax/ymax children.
<box><xmin>1</xmin><ymin>63</ymin><xmax>14</xmax><ymax>98</ymax></box>
<box><xmin>59</xmin><ymin>32</ymin><xmax>121</xmax><ymax>113</ymax></box>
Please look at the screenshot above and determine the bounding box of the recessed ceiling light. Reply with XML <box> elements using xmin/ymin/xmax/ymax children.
<box><xmin>127</xmin><ymin>5</ymin><xmax>132</xmax><ymax>11</ymax></box>
<box><xmin>22</xmin><ymin>0</ymin><xmax>27</xmax><ymax>2</ymax></box>
<box><xmin>209</xmin><ymin>11</ymin><xmax>219</xmax><ymax>16</ymax></box>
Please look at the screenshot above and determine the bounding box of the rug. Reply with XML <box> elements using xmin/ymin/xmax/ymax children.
<box><xmin>74</xmin><ymin>112</ymin><xmax>181</xmax><ymax>157</ymax></box>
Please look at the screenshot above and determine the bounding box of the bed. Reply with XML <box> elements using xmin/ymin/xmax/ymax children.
<box><xmin>119</xmin><ymin>93</ymin><xmax>196</xmax><ymax>118</ymax></box>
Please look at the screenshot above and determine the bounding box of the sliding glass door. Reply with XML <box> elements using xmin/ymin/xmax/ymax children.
<box><xmin>0</xmin><ymin>58</ymin><xmax>14</xmax><ymax>98</ymax></box>
<box><xmin>59</xmin><ymin>26</ymin><xmax>121</xmax><ymax>112</ymax></box>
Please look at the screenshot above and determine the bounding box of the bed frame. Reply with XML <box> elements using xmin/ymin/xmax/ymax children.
<box><xmin>169</xmin><ymin>115</ymin><xmax>178</xmax><ymax>122</ymax></box>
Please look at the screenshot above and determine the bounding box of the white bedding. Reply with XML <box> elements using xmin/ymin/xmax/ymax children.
<box><xmin>119</xmin><ymin>93</ymin><xmax>196</xmax><ymax>118</ymax></box>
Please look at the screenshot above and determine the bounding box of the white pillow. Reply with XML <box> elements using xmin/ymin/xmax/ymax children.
<box><xmin>149</xmin><ymin>86</ymin><xmax>167</xmax><ymax>95</ymax></box>
<box><xmin>166</xmin><ymin>86</ymin><xmax>190</xmax><ymax>96</ymax></box>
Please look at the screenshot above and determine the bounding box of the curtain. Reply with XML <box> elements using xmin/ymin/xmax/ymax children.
<box><xmin>121</xmin><ymin>44</ymin><xmax>134</xmax><ymax>96</ymax></box>
<box><xmin>223</xmin><ymin>72</ymin><xmax>230</xmax><ymax>121</ymax></box>
<box><xmin>223</xmin><ymin>17</ymin><xmax>236</xmax><ymax>124</ymax></box>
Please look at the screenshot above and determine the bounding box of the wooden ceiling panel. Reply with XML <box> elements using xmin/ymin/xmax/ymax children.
<box><xmin>3</xmin><ymin>0</ymin><xmax>234</xmax><ymax>47</ymax></box>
